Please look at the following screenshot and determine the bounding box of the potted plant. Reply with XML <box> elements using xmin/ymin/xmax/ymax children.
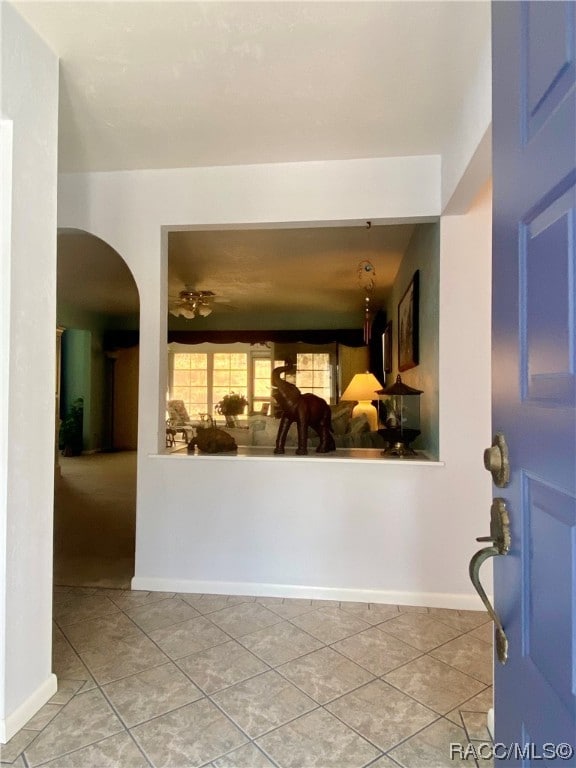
<box><xmin>59</xmin><ymin>397</ymin><xmax>84</xmax><ymax>456</ymax></box>
<box><xmin>215</xmin><ymin>392</ymin><xmax>248</xmax><ymax>426</ymax></box>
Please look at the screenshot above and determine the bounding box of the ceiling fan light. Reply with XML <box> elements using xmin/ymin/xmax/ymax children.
<box><xmin>181</xmin><ymin>308</ymin><xmax>196</xmax><ymax>319</ymax></box>
<box><xmin>197</xmin><ymin>303</ymin><xmax>212</xmax><ymax>317</ymax></box>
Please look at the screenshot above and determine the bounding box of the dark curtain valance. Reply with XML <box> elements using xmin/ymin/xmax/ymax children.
<box><xmin>105</xmin><ymin>328</ymin><xmax>367</xmax><ymax>349</ymax></box>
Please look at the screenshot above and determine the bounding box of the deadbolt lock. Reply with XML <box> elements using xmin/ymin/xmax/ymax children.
<box><xmin>484</xmin><ymin>433</ymin><xmax>510</xmax><ymax>488</ymax></box>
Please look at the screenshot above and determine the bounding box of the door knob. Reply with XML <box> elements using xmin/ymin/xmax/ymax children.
<box><xmin>484</xmin><ymin>433</ymin><xmax>510</xmax><ymax>488</ymax></box>
<box><xmin>469</xmin><ymin>498</ymin><xmax>511</xmax><ymax>664</ymax></box>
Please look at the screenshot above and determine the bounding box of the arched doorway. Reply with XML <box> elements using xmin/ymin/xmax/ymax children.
<box><xmin>54</xmin><ymin>229</ymin><xmax>140</xmax><ymax>588</ymax></box>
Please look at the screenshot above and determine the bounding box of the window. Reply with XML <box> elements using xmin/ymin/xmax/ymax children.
<box><xmin>169</xmin><ymin>345</ymin><xmax>272</xmax><ymax>419</ymax></box>
<box><xmin>171</xmin><ymin>353</ymin><xmax>208</xmax><ymax>415</ymax></box>
<box><xmin>252</xmin><ymin>357</ymin><xmax>272</xmax><ymax>412</ymax></box>
<box><xmin>296</xmin><ymin>352</ymin><xmax>332</xmax><ymax>401</ymax></box>
<box><xmin>212</xmin><ymin>353</ymin><xmax>248</xmax><ymax>409</ymax></box>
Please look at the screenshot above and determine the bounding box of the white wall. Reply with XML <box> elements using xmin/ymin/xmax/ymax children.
<box><xmin>442</xmin><ymin>31</ymin><xmax>492</xmax><ymax>213</ymax></box>
<box><xmin>0</xmin><ymin>3</ymin><xmax>58</xmax><ymax>742</ymax></box>
<box><xmin>58</xmin><ymin>156</ymin><xmax>492</xmax><ymax>608</ymax></box>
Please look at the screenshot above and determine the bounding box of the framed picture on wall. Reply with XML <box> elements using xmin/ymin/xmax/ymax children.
<box><xmin>398</xmin><ymin>270</ymin><xmax>419</xmax><ymax>372</ymax></box>
<box><xmin>382</xmin><ymin>321</ymin><xmax>392</xmax><ymax>374</ymax></box>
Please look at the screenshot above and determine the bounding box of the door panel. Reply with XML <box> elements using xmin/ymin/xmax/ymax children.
<box><xmin>492</xmin><ymin>1</ymin><xmax>576</xmax><ymax>761</ymax></box>
<box><xmin>523</xmin><ymin>2</ymin><xmax>575</xmax><ymax>140</ymax></box>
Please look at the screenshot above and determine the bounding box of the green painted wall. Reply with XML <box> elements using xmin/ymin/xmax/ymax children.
<box><xmin>385</xmin><ymin>222</ymin><xmax>440</xmax><ymax>458</ymax></box>
<box><xmin>61</xmin><ymin>328</ymin><xmax>106</xmax><ymax>452</ymax></box>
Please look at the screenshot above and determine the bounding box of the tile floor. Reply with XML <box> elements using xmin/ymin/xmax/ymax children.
<box><xmin>1</xmin><ymin>589</ymin><xmax>494</xmax><ymax>768</ymax></box>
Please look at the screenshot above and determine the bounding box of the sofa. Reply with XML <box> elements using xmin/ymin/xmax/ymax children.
<box><xmin>220</xmin><ymin>401</ymin><xmax>386</xmax><ymax>449</ymax></box>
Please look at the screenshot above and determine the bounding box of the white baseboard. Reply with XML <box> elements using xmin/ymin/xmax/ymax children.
<box><xmin>487</xmin><ymin>707</ymin><xmax>494</xmax><ymax>741</ymax></box>
<box><xmin>131</xmin><ymin>576</ymin><xmax>487</xmax><ymax>611</ymax></box>
<box><xmin>0</xmin><ymin>673</ymin><xmax>57</xmax><ymax>744</ymax></box>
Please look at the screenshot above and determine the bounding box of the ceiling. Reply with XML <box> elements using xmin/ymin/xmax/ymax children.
<box><xmin>15</xmin><ymin>1</ymin><xmax>490</xmax><ymax>174</ymax></box>
<box><xmin>17</xmin><ymin>2</ymin><xmax>490</xmax><ymax>328</ymax></box>
<box><xmin>168</xmin><ymin>223</ymin><xmax>416</xmax><ymax>329</ymax></box>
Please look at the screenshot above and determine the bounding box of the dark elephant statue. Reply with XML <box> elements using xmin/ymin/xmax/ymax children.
<box><xmin>272</xmin><ymin>363</ymin><xmax>336</xmax><ymax>455</ymax></box>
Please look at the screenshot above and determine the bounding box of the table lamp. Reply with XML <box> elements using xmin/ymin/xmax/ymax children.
<box><xmin>341</xmin><ymin>371</ymin><xmax>383</xmax><ymax>431</ymax></box>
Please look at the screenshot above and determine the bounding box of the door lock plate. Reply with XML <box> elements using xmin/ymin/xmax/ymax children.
<box><xmin>484</xmin><ymin>433</ymin><xmax>510</xmax><ymax>488</ymax></box>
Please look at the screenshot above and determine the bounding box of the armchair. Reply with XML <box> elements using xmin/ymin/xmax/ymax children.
<box><xmin>166</xmin><ymin>399</ymin><xmax>195</xmax><ymax>442</ymax></box>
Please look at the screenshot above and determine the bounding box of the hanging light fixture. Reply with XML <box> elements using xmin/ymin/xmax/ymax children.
<box><xmin>357</xmin><ymin>258</ymin><xmax>376</xmax><ymax>343</ymax></box>
<box><xmin>169</xmin><ymin>288</ymin><xmax>215</xmax><ymax>319</ymax></box>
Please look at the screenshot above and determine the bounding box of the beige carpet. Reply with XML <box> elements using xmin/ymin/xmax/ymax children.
<box><xmin>53</xmin><ymin>451</ymin><xmax>137</xmax><ymax>589</ymax></box>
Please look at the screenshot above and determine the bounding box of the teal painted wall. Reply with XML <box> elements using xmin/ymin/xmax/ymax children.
<box><xmin>61</xmin><ymin>328</ymin><xmax>106</xmax><ymax>452</ymax></box>
<box><xmin>385</xmin><ymin>222</ymin><xmax>440</xmax><ymax>458</ymax></box>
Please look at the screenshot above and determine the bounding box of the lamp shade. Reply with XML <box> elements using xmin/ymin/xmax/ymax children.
<box><xmin>341</xmin><ymin>372</ymin><xmax>383</xmax><ymax>402</ymax></box>
<box><xmin>341</xmin><ymin>372</ymin><xmax>383</xmax><ymax>431</ymax></box>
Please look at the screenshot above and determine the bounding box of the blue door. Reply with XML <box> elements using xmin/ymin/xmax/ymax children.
<box><xmin>492</xmin><ymin>1</ymin><xmax>576</xmax><ymax>761</ymax></box>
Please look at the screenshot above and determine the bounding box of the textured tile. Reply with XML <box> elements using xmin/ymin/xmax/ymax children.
<box><xmin>388</xmin><ymin>717</ymin><xmax>469</xmax><ymax>767</ymax></box>
<box><xmin>470</xmin><ymin>621</ymin><xmax>494</xmax><ymax>644</ymax></box>
<box><xmin>207</xmin><ymin>602</ymin><xmax>283</xmax><ymax>638</ymax></box>
<box><xmin>178</xmin><ymin>594</ymin><xmax>255</xmax><ymax>614</ymax></box>
<box><xmin>0</xmin><ymin>728</ymin><xmax>38</xmax><ymax>763</ymax></box>
<box><xmin>398</xmin><ymin>604</ymin><xmax>429</xmax><ymax>614</ymax></box>
<box><xmin>461</xmin><ymin>710</ymin><xmax>492</xmax><ymax>741</ymax></box>
<box><xmin>131</xmin><ymin>698</ymin><xmax>247</xmax><ymax>768</ymax></box>
<box><xmin>24</xmin><ymin>704</ymin><xmax>62</xmax><ymax>731</ymax></box>
<box><xmin>431</xmin><ymin>634</ymin><xmax>493</xmax><ymax>685</ymax></box>
<box><xmin>383</xmin><ymin>655</ymin><xmax>485</xmax><ymax>714</ymax></box>
<box><xmin>376</xmin><ymin>613</ymin><xmax>461</xmax><ymax>651</ymax></box>
<box><xmin>255</xmin><ymin>596</ymin><xmax>284</xmax><ymax>606</ymax></box>
<box><xmin>332</xmin><ymin>626</ymin><xmax>422</xmax><ymax>675</ymax></box>
<box><xmin>24</xmin><ymin>689</ymin><xmax>123</xmax><ymax>767</ymax></box>
<box><xmin>310</xmin><ymin>599</ymin><xmax>341</xmax><ymax>608</ymax></box>
<box><xmin>255</xmin><ymin>707</ymin><xmax>382</xmax><ymax>768</ymax></box>
<box><xmin>177</xmin><ymin>640</ymin><xmax>268</xmax><ymax>694</ymax></box>
<box><xmin>460</xmin><ymin>686</ymin><xmax>493</xmax><ymax>713</ymax></box>
<box><xmin>362</xmin><ymin>757</ymin><xmax>399</xmax><ymax>768</ymax></box>
<box><xmin>339</xmin><ymin>601</ymin><xmax>399</xmax><ymax>625</ymax></box>
<box><xmin>212</xmin><ymin>670</ymin><xmax>316</xmax><ymax>738</ymax></box>
<box><xmin>49</xmin><ymin>679</ymin><xmax>84</xmax><ymax>705</ymax></box>
<box><xmin>265</xmin><ymin>599</ymin><xmax>317</xmax><ymax>620</ymax></box>
<box><xmin>62</xmin><ymin>612</ymin><xmax>142</xmax><ymax>650</ymax></box>
<box><xmin>107</xmin><ymin>590</ymin><xmax>175</xmax><ymax>611</ymax></box>
<box><xmin>76</xmin><ymin>632</ymin><xmax>169</xmax><ymax>684</ymax></box>
<box><xmin>52</xmin><ymin>588</ymin><xmax>96</xmax><ymax>607</ymax></box>
<box><xmin>290</xmin><ymin>607</ymin><xmax>370</xmax><ymax>644</ymax></box>
<box><xmin>53</xmin><ymin>594</ymin><xmax>120</xmax><ymax>627</ymax></box>
<box><xmin>52</xmin><ymin>635</ymin><xmax>94</xmax><ymax>683</ymax></box>
<box><xmin>429</xmin><ymin>608</ymin><xmax>490</xmax><ymax>632</ymax></box>
<box><xmin>238</xmin><ymin>621</ymin><xmax>323</xmax><ymax>666</ymax></box>
<box><xmin>211</xmin><ymin>742</ymin><xmax>276</xmax><ymax>767</ymax></box>
<box><xmin>277</xmin><ymin>647</ymin><xmax>374</xmax><ymax>704</ymax></box>
<box><xmin>326</xmin><ymin>679</ymin><xmax>437</xmax><ymax>751</ymax></box>
<box><xmin>125</xmin><ymin>597</ymin><xmax>200</xmax><ymax>632</ymax></box>
<box><xmin>148</xmin><ymin>616</ymin><xmax>230</xmax><ymax>660</ymax></box>
<box><xmin>38</xmin><ymin>732</ymin><xmax>149</xmax><ymax>768</ymax></box>
<box><xmin>103</xmin><ymin>662</ymin><xmax>203</xmax><ymax>727</ymax></box>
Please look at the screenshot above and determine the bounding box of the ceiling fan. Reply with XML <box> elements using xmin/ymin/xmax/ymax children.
<box><xmin>169</xmin><ymin>287</ymin><xmax>218</xmax><ymax>319</ymax></box>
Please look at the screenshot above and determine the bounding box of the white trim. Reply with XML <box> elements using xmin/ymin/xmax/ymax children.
<box><xmin>487</xmin><ymin>707</ymin><xmax>494</xmax><ymax>741</ymax></box>
<box><xmin>131</xmin><ymin>576</ymin><xmax>488</xmax><ymax>611</ymax></box>
<box><xmin>148</xmin><ymin>451</ymin><xmax>444</xmax><ymax>467</ymax></box>
<box><xmin>0</xmin><ymin>119</ymin><xmax>13</xmax><ymax>737</ymax></box>
<box><xmin>0</xmin><ymin>674</ymin><xmax>57</xmax><ymax>744</ymax></box>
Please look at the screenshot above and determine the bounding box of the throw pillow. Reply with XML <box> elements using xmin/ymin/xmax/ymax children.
<box><xmin>330</xmin><ymin>401</ymin><xmax>357</xmax><ymax>435</ymax></box>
